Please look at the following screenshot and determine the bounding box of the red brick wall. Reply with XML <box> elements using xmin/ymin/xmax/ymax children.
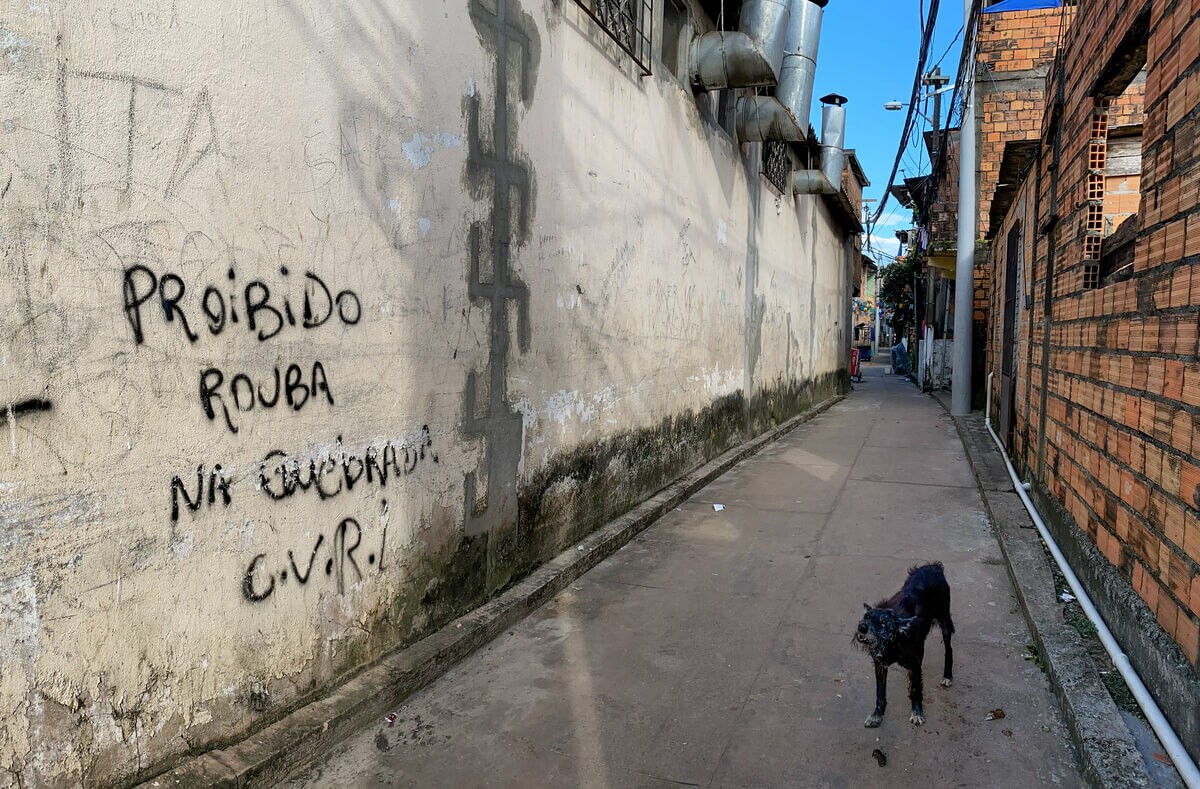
<box><xmin>986</xmin><ymin>0</ymin><xmax>1200</xmax><ymax>669</ymax></box>
<box><xmin>927</xmin><ymin>130</ymin><xmax>960</xmax><ymax>250</ymax></box>
<box><xmin>977</xmin><ymin>6</ymin><xmax>1073</xmax><ymax>239</ymax></box>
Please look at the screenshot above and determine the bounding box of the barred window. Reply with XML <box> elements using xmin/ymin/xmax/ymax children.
<box><xmin>762</xmin><ymin>140</ymin><xmax>791</xmax><ymax>195</ymax></box>
<box><xmin>575</xmin><ymin>0</ymin><xmax>654</xmax><ymax>75</ymax></box>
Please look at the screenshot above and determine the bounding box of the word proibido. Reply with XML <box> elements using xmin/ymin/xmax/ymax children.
<box><xmin>123</xmin><ymin>264</ymin><xmax>361</xmax><ymax>345</ymax></box>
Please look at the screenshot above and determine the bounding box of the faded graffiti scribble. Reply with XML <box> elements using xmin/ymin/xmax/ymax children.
<box><xmin>53</xmin><ymin>59</ymin><xmax>221</xmax><ymax>200</ymax></box>
<box><xmin>462</xmin><ymin>0</ymin><xmax>539</xmax><ymax>536</ymax></box>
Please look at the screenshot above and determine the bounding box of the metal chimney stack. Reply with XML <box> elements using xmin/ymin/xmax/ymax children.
<box><xmin>819</xmin><ymin>93</ymin><xmax>847</xmax><ymax>188</ymax></box>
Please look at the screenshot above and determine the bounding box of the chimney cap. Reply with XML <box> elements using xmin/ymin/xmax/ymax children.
<box><xmin>820</xmin><ymin>93</ymin><xmax>848</xmax><ymax>106</ymax></box>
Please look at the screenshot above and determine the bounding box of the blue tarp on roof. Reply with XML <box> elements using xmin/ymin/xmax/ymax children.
<box><xmin>982</xmin><ymin>0</ymin><xmax>1060</xmax><ymax>12</ymax></box>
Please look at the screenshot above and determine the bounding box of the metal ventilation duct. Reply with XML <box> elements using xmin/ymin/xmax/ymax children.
<box><xmin>736</xmin><ymin>0</ymin><xmax>827</xmax><ymax>142</ymax></box>
<box><xmin>794</xmin><ymin>93</ymin><xmax>847</xmax><ymax>195</ymax></box>
<box><xmin>691</xmin><ymin>0</ymin><xmax>791</xmax><ymax>90</ymax></box>
<box><xmin>819</xmin><ymin>93</ymin><xmax>847</xmax><ymax>186</ymax></box>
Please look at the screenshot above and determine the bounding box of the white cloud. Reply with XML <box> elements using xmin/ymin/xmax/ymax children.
<box><xmin>865</xmin><ymin>233</ymin><xmax>901</xmax><ymax>263</ymax></box>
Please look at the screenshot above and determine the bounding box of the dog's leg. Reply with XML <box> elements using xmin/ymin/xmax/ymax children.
<box><xmin>864</xmin><ymin>660</ymin><xmax>887</xmax><ymax>728</ymax></box>
<box><xmin>940</xmin><ymin>618</ymin><xmax>954</xmax><ymax>687</ymax></box>
<box><xmin>907</xmin><ymin>662</ymin><xmax>925</xmax><ymax>725</ymax></box>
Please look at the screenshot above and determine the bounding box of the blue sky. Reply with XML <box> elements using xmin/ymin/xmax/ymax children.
<box><xmin>810</xmin><ymin>0</ymin><xmax>968</xmax><ymax>261</ymax></box>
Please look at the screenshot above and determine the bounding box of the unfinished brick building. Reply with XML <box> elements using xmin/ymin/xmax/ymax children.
<box><xmin>983</xmin><ymin>0</ymin><xmax>1200</xmax><ymax>758</ymax></box>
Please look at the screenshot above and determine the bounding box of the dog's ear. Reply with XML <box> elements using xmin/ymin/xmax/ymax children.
<box><xmin>898</xmin><ymin>616</ymin><xmax>919</xmax><ymax>634</ymax></box>
<box><xmin>863</xmin><ymin>603</ymin><xmax>871</xmax><ymax>611</ymax></box>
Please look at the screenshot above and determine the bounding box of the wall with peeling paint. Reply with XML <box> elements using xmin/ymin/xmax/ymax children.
<box><xmin>0</xmin><ymin>1</ymin><xmax>856</xmax><ymax>785</ymax></box>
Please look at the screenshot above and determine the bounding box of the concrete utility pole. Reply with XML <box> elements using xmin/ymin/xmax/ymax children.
<box><xmin>924</xmin><ymin>68</ymin><xmax>949</xmax><ymax>368</ymax></box>
<box><xmin>863</xmin><ymin>197</ymin><xmax>878</xmax><ymax>356</ymax></box>
<box><xmin>951</xmin><ymin>0</ymin><xmax>976</xmax><ymax>415</ymax></box>
<box><xmin>874</xmin><ymin>265</ymin><xmax>882</xmax><ymax>353</ymax></box>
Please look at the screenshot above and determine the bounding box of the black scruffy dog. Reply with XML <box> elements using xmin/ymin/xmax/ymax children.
<box><xmin>853</xmin><ymin>562</ymin><xmax>954</xmax><ymax>727</ymax></box>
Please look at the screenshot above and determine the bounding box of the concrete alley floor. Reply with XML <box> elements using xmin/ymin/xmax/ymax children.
<box><xmin>290</xmin><ymin>360</ymin><xmax>1084</xmax><ymax>788</ymax></box>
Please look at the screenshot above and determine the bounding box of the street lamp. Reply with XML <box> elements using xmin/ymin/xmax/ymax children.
<box><xmin>883</xmin><ymin>70</ymin><xmax>954</xmax><ymax>138</ymax></box>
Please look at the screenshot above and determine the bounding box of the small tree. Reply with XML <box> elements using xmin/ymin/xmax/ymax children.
<box><xmin>880</xmin><ymin>242</ymin><xmax>920</xmax><ymax>341</ymax></box>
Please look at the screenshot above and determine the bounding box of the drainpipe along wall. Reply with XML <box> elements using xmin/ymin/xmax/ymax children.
<box><xmin>983</xmin><ymin>375</ymin><xmax>1200</xmax><ymax>789</ymax></box>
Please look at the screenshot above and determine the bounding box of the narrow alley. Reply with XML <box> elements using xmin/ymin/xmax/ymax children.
<box><xmin>291</xmin><ymin>360</ymin><xmax>1083</xmax><ymax>788</ymax></box>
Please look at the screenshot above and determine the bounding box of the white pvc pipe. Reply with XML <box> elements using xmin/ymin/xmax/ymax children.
<box><xmin>982</xmin><ymin>372</ymin><xmax>1200</xmax><ymax>788</ymax></box>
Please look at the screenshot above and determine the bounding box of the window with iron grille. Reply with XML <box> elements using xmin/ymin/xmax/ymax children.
<box><xmin>762</xmin><ymin>140</ymin><xmax>791</xmax><ymax>195</ymax></box>
<box><xmin>575</xmin><ymin>0</ymin><xmax>654</xmax><ymax>76</ymax></box>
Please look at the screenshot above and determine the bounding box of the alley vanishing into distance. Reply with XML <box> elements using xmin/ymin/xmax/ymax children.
<box><xmin>291</xmin><ymin>361</ymin><xmax>1083</xmax><ymax>788</ymax></box>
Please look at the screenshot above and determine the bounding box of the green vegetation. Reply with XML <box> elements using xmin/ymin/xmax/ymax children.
<box><xmin>879</xmin><ymin>216</ymin><xmax>921</xmax><ymax>341</ymax></box>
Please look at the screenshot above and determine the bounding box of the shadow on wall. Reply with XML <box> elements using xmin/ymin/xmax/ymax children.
<box><xmin>276</xmin><ymin>0</ymin><xmax>428</xmax><ymax>250</ymax></box>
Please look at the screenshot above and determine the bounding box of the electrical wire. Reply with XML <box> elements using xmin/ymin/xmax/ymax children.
<box><xmin>920</xmin><ymin>0</ymin><xmax>983</xmax><ymax>220</ymax></box>
<box><xmin>932</xmin><ymin>25</ymin><xmax>964</xmax><ymax>73</ymax></box>
<box><xmin>870</xmin><ymin>0</ymin><xmax>943</xmax><ymax>225</ymax></box>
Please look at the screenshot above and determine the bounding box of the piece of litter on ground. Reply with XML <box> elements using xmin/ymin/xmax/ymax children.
<box><xmin>1060</xmin><ymin>591</ymin><xmax>1076</xmax><ymax>602</ymax></box>
<box><xmin>712</xmin><ymin>504</ymin><xmax>726</xmax><ymax>511</ymax></box>
<box><xmin>384</xmin><ymin>712</ymin><xmax>398</xmax><ymax>727</ymax></box>
<box><xmin>1153</xmin><ymin>752</ymin><xmax>1172</xmax><ymax>765</ymax></box>
<box><xmin>985</xmin><ymin>708</ymin><xmax>1006</xmax><ymax>721</ymax></box>
<box><xmin>871</xmin><ymin>748</ymin><xmax>887</xmax><ymax>767</ymax></box>
<box><xmin>1002</xmin><ymin>729</ymin><xmax>1013</xmax><ymax>737</ymax></box>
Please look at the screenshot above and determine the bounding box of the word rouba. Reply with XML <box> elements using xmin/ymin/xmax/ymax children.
<box><xmin>122</xmin><ymin>264</ymin><xmax>361</xmax><ymax>345</ymax></box>
<box><xmin>257</xmin><ymin>427</ymin><xmax>437</xmax><ymax>502</ymax></box>
<box><xmin>201</xmin><ymin>362</ymin><xmax>334</xmax><ymax>434</ymax></box>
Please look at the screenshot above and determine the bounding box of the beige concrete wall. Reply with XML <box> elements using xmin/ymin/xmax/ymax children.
<box><xmin>0</xmin><ymin>1</ymin><xmax>854</xmax><ymax>784</ymax></box>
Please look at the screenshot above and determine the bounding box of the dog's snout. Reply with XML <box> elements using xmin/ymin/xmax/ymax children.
<box><xmin>857</xmin><ymin>623</ymin><xmax>868</xmax><ymax>634</ymax></box>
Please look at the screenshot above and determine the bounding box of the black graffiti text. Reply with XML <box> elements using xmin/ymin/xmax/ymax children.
<box><xmin>170</xmin><ymin>463</ymin><xmax>233</xmax><ymax>522</ymax></box>
<box><xmin>122</xmin><ymin>264</ymin><xmax>361</xmax><ymax>346</ymax></box>
<box><xmin>257</xmin><ymin>427</ymin><xmax>437</xmax><ymax>503</ymax></box>
<box><xmin>242</xmin><ymin>509</ymin><xmax>389</xmax><ymax>603</ymax></box>
<box><xmin>200</xmin><ymin>362</ymin><xmax>334</xmax><ymax>434</ymax></box>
